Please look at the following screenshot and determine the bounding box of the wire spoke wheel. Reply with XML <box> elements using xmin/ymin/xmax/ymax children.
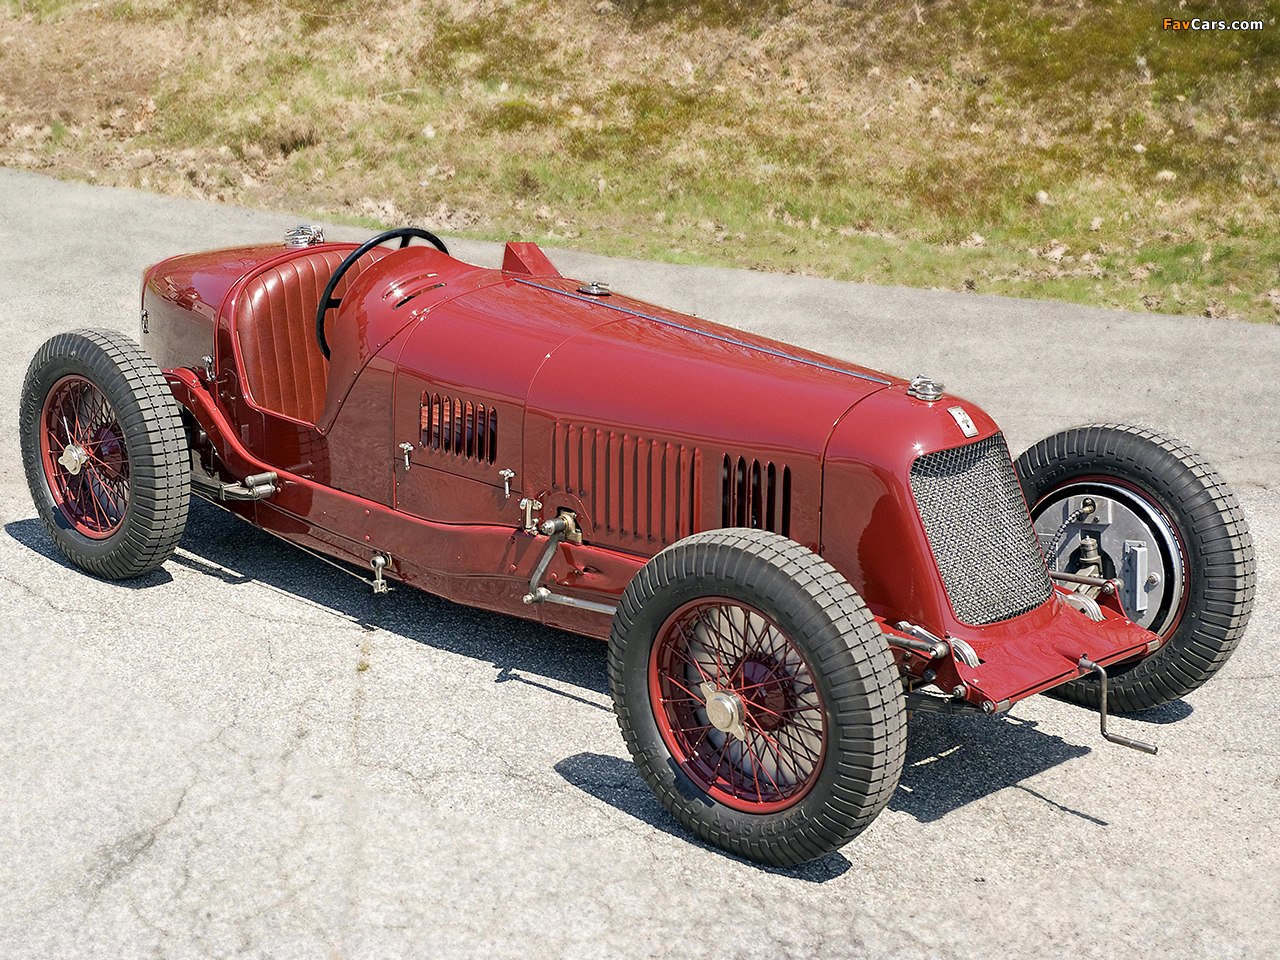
<box><xmin>39</xmin><ymin>375</ymin><xmax>131</xmax><ymax>538</ymax></box>
<box><xmin>650</xmin><ymin>598</ymin><xmax>826</xmax><ymax>813</ymax></box>
<box><xmin>610</xmin><ymin>528</ymin><xmax>905</xmax><ymax>866</ymax></box>
<box><xmin>21</xmin><ymin>329</ymin><xmax>190</xmax><ymax>579</ymax></box>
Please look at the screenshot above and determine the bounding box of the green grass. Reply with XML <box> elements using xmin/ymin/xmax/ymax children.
<box><xmin>4</xmin><ymin>0</ymin><xmax>1279</xmax><ymax>321</ymax></box>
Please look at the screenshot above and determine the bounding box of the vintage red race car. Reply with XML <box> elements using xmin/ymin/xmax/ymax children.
<box><xmin>19</xmin><ymin>226</ymin><xmax>1255</xmax><ymax>866</ymax></box>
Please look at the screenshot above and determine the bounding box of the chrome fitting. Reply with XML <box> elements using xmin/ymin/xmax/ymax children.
<box><xmin>907</xmin><ymin>375</ymin><xmax>944</xmax><ymax>402</ymax></box>
<box><xmin>519</xmin><ymin>497</ymin><xmax>543</xmax><ymax>533</ymax></box>
<box><xmin>370</xmin><ymin>554</ymin><xmax>389</xmax><ymax>595</ymax></box>
<box><xmin>285</xmin><ymin>224</ymin><xmax>325</xmax><ymax>246</ymax></box>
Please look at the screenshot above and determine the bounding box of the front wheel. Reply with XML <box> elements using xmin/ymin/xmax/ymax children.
<box><xmin>608</xmin><ymin>528</ymin><xmax>905</xmax><ymax>866</ymax></box>
<box><xmin>20</xmin><ymin>329</ymin><xmax>190</xmax><ymax>579</ymax></box>
<box><xmin>1017</xmin><ymin>423</ymin><xmax>1255</xmax><ymax>712</ymax></box>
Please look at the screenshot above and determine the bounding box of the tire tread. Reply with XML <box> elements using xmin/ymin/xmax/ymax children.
<box><xmin>1016</xmin><ymin>422</ymin><xmax>1253</xmax><ymax>711</ymax></box>
<box><xmin>20</xmin><ymin>328</ymin><xmax>189</xmax><ymax>579</ymax></box>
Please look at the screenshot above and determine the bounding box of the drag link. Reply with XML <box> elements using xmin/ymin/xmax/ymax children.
<box><xmin>1077</xmin><ymin>657</ymin><xmax>1158</xmax><ymax>755</ymax></box>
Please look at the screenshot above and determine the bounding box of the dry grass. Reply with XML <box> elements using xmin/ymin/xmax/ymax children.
<box><xmin>2</xmin><ymin>0</ymin><xmax>1279</xmax><ymax>322</ymax></box>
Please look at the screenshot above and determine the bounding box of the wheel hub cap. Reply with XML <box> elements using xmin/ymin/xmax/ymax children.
<box><xmin>700</xmin><ymin>684</ymin><xmax>747</xmax><ymax>740</ymax></box>
<box><xmin>57</xmin><ymin>443</ymin><xmax>89</xmax><ymax>476</ymax></box>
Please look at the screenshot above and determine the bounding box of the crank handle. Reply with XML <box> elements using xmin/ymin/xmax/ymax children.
<box><xmin>1077</xmin><ymin>657</ymin><xmax>1158</xmax><ymax>755</ymax></box>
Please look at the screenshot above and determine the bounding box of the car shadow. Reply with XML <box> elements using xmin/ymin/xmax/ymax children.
<box><xmin>165</xmin><ymin>496</ymin><xmax>615</xmax><ymax>702</ymax></box>
<box><xmin>892</xmin><ymin>712</ymin><xmax>1105</xmax><ymax>825</ymax></box>
<box><xmin>7</xmin><ymin>497</ymin><xmax>1189</xmax><ymax>846</ymax></box>
<box><xmin>3</xmin><ymin>517</ymin><xmax>175</xmax><ymax>587</ymax></box>
<box><xmin>553</xmin><ymin>751</ymin><xmax>854</xmax><ymax>883</ymax></box>
<box><xmin>1042</xmin><ymin>691</ymin><xmax>1193</xmax><ymax>724</ymax></box>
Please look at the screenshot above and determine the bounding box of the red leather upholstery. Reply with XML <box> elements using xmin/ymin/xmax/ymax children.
<box><xmin>235</xmin><ymin>248</ymin><xmax>388</xmax><ymax>423</ymax></box>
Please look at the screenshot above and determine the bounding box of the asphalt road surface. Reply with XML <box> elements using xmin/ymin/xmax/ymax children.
<box><xmin>1</xmin><ymin>168</ymin><xmax>1277</xmax><ymax>960</ymax></box>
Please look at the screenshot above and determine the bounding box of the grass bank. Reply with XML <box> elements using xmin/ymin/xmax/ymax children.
<box><xmin>2</xmin><ymin>0</ymin><xmax>1279</xmax><ymax>322</ymax></box>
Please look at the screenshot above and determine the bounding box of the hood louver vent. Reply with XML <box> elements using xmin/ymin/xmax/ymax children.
<box><xmin>721</xmin><ymin>456</ymin><xmax>791</xmax><ymax>536</ymax></box>
<box><xmin>421</xmin><ymin>393</ymin><xmax>497</xmax><ymax>464</ymax></box>
<box><xmin>551</xmin><ymin>422</ymin><xmax>700</xmax><ymax>545</ymax></box>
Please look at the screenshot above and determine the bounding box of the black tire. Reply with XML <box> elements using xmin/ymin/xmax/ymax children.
<box><xmin>608</xmin><ymin>528</ymin><xmax>905</xmax><ymax>866</ymax></box>
<box><xmin>1016</xmin><ymin>423</ymin><xmax>1254</xmax><ymax>712</ymax></box>
<box><xmin>19</xmin><ymin>329</ymin><xmax>190</xmax><ymax>579</ymax></box>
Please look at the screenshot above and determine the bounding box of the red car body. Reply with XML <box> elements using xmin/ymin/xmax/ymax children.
<box><xmin>141</xmin><ymin>237</ymin><xmax>1154</xmax><ymax>715</ymax></box>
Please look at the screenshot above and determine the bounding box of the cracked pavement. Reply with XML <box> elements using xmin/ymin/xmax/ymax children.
<box><xmin>0</xmin><ymin>169</ymin><xmax>1277</xmax><ymax>959</ymax></box>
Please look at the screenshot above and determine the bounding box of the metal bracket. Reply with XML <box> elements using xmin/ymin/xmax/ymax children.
<box><xmin>1077</xmin><ymin>657</ymin><xmax>1158</xmax><ymax>755</ymax></box>
<box><xmin>398</xmin><ymin>442</ymin><xmax>414</xmax><ymax>470</ymax></box>
<box><xmin>1123</xmin><ymin>540</ymin><xmax>1150</xmax><ymax>613</ymax></box>
<box><xmin>890</xmin><ymin>622</ymin><xmax>949</xmax><ymax>660</ymax></box>
<box><xmin>519</xmin><ymin>497</ymin><xmax>542</xmax><ymax>532</ymax></box>
<box><xmin>520</xmin><ymin>513</ymin><xmax>617</xmax><ymax>617</ymax></box>
<box><xmin>1049</xmin><ymin>569</ymin><xmax>1118</xmax><ymax>595</ymax></box>
<box><xmin>194</xmin><ymin>470</ymin><xmax>277</xmax><ymax>502</ymax></box>
<box><xmin>201</xmin><ymin>355</ymin><xmax>216</xmax><ymax>381</ymax></box>
<box><xmin>1063</xmin><ymin>592</ymin><xmax>1105</xmax><ymax>622</ymax></box>
<box><xmin>499</xmin><ymin>468</ymin><xmax>516</xmax><ymax>499</ymax></box>
<box><xmin>893</xmin><ymin>621</ymin><xmax>979</xmax><ymax>667</ymax></box>
<box><xmin>369</xmin><ymin>554</ymin><xmax>391</xmax><ymax>594</ymax></box>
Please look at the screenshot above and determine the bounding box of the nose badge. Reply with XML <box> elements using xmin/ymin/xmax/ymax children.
<box><xmin>948</xmin><ymin>405</ymin><xmax>979</xmax><ymax>437</ymax></box>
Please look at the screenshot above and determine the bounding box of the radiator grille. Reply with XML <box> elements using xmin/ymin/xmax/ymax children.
<box><xmin>909</xmin><ymin>432</ymin><xmax>1052</xmax><ymax>625</ymax></box>
<box><xmin>721</xmin><ymin>456</ymin><xmax>791</xmax><ymax>536</ymax></box>
<box><xmin>551</xmin><ymin>422</ymin><xmax>699</xmax><ymax>544</ymax></box>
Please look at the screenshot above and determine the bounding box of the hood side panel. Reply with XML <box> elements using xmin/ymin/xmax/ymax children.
<box><xmin>525</xmin><ymin>313</ymin><xmax>890</xmax><ymax>554</ymax></box>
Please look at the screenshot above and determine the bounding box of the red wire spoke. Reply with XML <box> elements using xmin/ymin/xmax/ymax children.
<box><xmin>688</xmin><ymin>724</ymin><xmax>714</xmax><ymax>755</ymax></box>
<box><xmin>40</xmin><ymin>377</ymin><xmax>129</xmax><ymax>538</ymax></box>
<box><xmin>741</xmin><ymin>730</ymin><xmax>783</xmax><ymax>800</ymax></box>
<box><xmin>758</xmin><ymin>716</ymin><xmax>823</xmax><ymax>766</ymax></box>
<box><xmin>685</xmin><ymin>610</ymin><xmax>734</xmax><ymax>683</ymax></box>
<box><xmin>745</xmin><ymin>720</ymin><xmax>795</xmax><ymax>786</ymax></box>
<box><xmin>650</xmin><ymin>597</ymin><xmax>828</xmax><ymax>813</ymax></box>
<box><xmin>745</xmin><ymin>716</ymin><xmax>813</xmax><ymax>783</ymax></box>
<box><xmin>664</xmin><ymin>674</ymin><xmax>709</xmax><ymax>705</ymax></box>
<box><xmin>670</xmin><ymin>640</ymin><xmax>716</xmax><ymax>685</ymax></box>
<box><xmin>86</xmin><ymin>466</ymin><xmax>125</xmax><ymax>518</ymax></box>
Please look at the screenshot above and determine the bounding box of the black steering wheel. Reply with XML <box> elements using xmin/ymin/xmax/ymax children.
<box><xmin>315</xmin><ymin>227</ymin><xmax>449</xmax><ymax>359</ymax></box>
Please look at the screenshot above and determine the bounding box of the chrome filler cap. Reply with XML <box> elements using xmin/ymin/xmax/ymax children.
<box><xmin>907</xmin><ymin>375</ymin><xmax>944</xmax><ymax>402</ymax></box>
<box><xmin>284</xmin><ymin>224</ymin><xmax>325</xmax><ymax>247</ymax></box>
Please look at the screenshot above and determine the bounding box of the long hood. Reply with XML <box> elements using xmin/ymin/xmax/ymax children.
<box><xmin>513</xmin><ymin>278</ymin><xmax>901</xmax><ymax>452</ymax></box>
<box><xmin>497</xmin><ymin>277</ymin><xmax>903</xmax><ymax>554</ymax></box>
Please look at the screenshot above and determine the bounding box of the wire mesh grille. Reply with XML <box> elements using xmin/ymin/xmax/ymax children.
<box><xmin>909</xmin><ymin>432</ymin><xmax>1053</xmax><ymax>625</ymax></box>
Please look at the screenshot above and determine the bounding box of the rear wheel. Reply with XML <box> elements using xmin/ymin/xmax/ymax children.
<box><xmin>20</xmin><ymin>329</ymin><xmax>190</xmax><ymax>579</ymax></box>
<box><xmin>1017</xmin><ymin>424</ymin><xmax>1254</xmax><ymax>712</ymax></box>
<box><xmin>609</xmin><ymin>528</ymin><xmax>905</xmax><ymax>866</ymax></box>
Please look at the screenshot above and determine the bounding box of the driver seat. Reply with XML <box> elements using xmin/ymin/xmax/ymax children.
<box><xmin>235</xmin><ymin>247</ymin><xmax>391</xmax><ymax>424</ymax></box>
